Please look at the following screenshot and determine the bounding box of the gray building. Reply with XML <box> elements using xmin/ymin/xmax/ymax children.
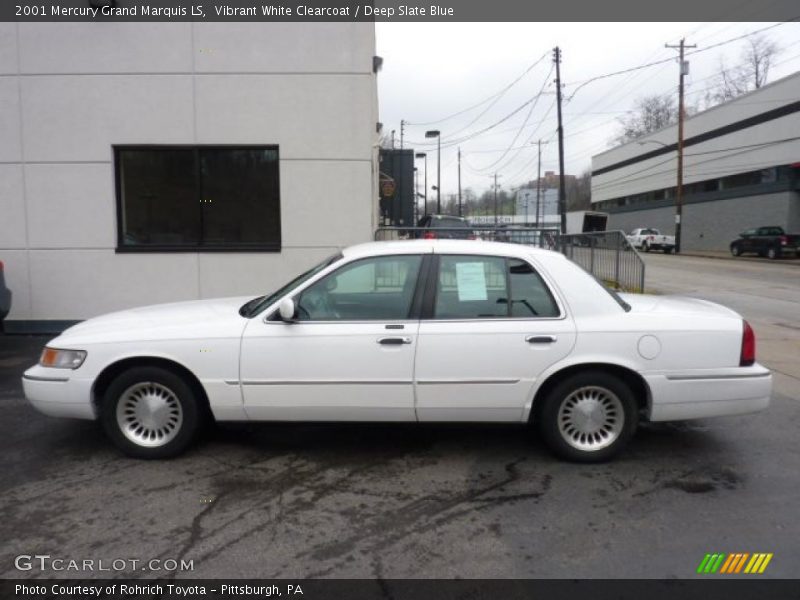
<box><xmin>0</xmin><ymin>23</ymin><xmax>379</xmax><ymax>330</ymax></box>
<box><xmin>591</xmin><ymin>71</ymin><xmax>800</xmax><ymax>251</ymax></box>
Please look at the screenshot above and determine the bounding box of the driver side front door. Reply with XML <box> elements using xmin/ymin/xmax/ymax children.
<box><xmin>240</xmin><ymin>253</ymin><xmax>427</xmax><ymax>421</ymax></box>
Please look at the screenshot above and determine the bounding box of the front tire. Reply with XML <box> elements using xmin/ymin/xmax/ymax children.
<box><xmin>101</xmin><ymin>366</ymin><xmax>202</xmax><ymax>459</ymax></box>
<box><xmin>538</xmin><ymin>371</ymin><xmax>638</xmax><ymax>462</ymax></box>
<box><xmin>731</xmin><ymin>245</ymin><xmax>741</xmax><ymax>257</ymax></box>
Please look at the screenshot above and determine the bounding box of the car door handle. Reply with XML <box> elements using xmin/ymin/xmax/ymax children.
<box><xmin>377</xmin><ymin>336</ymin><xmax>412</xmax><ymax>345</ymax></box>
<box><xmin>526</xmin><ymin>335</ymin><xmax>557</xmax><ymax>344</ymax></box>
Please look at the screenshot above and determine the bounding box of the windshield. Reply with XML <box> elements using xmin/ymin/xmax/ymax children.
<box><xmin>239</xmin><ymin>253</ymin><xmax>343</xmax><ymax>318</ymax></box>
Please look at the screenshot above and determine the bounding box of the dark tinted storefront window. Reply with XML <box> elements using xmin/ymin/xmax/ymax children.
<box><xmin>116</xmin><ymin>146</ymin><xmax>280</xmax><ymax>251</ymax></box>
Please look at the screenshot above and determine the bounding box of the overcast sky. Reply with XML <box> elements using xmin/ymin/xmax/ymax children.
<box><xmin>375</xmin><ymin>21</ymin><xmax>800</xmax><ymax>198</ymax></box>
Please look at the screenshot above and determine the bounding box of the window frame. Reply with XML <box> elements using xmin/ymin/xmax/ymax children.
<box><xmin>423</xmin><ymin>254</ymin><xmax>565</xmax><ymax>322</ymax></box>
<box><xmin>114</xmin><ymin>144</ymin><xmax>281</xmax><ymax>253</ymax></box>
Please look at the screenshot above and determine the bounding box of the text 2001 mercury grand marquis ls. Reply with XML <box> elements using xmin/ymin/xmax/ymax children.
<box><xmin>23</xmin><ymin>240</ymin><xmax>771</xmax><ymax>462</ymax></box>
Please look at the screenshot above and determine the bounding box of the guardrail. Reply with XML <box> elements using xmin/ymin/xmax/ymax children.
<box><xmin>373</xmin><ymin>226</ymin><xmax>645</xmax><ymax>293</ymax></box>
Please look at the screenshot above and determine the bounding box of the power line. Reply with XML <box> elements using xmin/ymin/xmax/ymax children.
<box><xmin>565</xmin><ymin>20</ymin><xmax>799</xmax><ymax>101</ymax></box>
<box><xmin>468</xmin><ymin>69</ymin><xmax>555</xmax><ymax>173</ymax></box>
<box><xmin>404</xmin><ymin>51</ymin><xmax>550</xmax><ymax>127</ymax></box>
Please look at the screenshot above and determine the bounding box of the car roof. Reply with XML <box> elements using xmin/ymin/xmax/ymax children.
<box><xmin>342</xmin><ymin>239</ymin><xmax>566</xmax><ymax>261</ymax></box>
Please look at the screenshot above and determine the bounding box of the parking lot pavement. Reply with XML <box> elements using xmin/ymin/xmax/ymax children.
<box><xmin>1</xmin><ymin>256</ymin><xmax>798</xmax><ymax>580</ymax></box>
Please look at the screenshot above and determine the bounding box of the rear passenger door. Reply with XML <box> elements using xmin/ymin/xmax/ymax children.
<box><xmin>414</xmin><ymin>254</ymin><xmax>576</xmax><ymax>422</ymax></box>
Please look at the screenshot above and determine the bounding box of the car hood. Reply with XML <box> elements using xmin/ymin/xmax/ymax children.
<box><xmin>55</xmin><ymin>296</ymin><xmax>254</xmax><ymax>345</ymax></box>
<box><xmin>618</xmin><ymin>293</ymin><xmax>740</xmax><ymax>319</ymax></box>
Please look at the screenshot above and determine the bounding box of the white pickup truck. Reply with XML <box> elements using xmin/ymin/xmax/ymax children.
<box><xmin>627</xmin><ymin>228</ymin><xmax>675</xmax><ymax>254</ymax></box>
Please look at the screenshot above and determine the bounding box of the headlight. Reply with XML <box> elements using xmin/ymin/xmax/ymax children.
<box><xmin>39</xmin><ymin>347</ymin><xmax>87</xmax><ymax>369</ymax></box>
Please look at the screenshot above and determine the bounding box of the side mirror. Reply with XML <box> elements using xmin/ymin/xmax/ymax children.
<box><xmin>278</xmin><ymin>297</ymin><xmax>297</xmax><ymax>322</ymax></box>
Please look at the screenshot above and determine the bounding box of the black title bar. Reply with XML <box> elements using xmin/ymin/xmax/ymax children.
<box><xmin>4</xmin><ymin>0</ymin><xmax>800</xmax><ymax>22</ymax></box>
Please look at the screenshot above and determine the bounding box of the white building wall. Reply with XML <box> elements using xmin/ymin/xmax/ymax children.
<box><xmin>592</xmin><ymin>71</ymin><xmax>800</xmax><ymax>203</ymax></box>
<box><xmin>0</xmin><ymin>23</ymin><xmax>378</xmax><ymax>323</ymax></box>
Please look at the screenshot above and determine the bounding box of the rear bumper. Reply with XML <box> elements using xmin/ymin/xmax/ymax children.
<box><xmin>22</xmin><ymin>366</ymin><xmax>96</xmax><ymax>420</ymax></box>
<box><xmin>645</xmin><ymin>364</ymin><xmax>771</xmax><ymax>421</ymax></box>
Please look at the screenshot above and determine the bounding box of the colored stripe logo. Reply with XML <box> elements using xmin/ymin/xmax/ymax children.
<box><xmin>697</xmin><ymin>553</ymin><xmax>773</xmax><ymax>574</ymax></box>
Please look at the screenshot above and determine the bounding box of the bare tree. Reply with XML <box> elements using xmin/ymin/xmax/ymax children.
<box><xmin>566</xmin><ymin>169</ymin><xmax>592</xmax><ymax>212</ymax></box>
<box><xmin>612</xmin><ymin>93</ymin><xmax>678</xmax><ymax>145</ymax></box>
<box><xmin>707</xmin><ymin>35</ymin><xmax>780</xmax><ymax>105</ymax></box>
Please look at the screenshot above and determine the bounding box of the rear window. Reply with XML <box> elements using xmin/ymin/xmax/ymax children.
<box><xmin>435</xmin><ymin>217</ymin><xmax>470</xmax><ymax>228</ymax></box>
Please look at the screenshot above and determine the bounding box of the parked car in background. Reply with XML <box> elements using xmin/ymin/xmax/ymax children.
<box><xmin>23</xmin><ymin>240</ymin><xmax>770</xmax><ymax>463</ymax></box>
<box><xmin>729</xmin><ymin>226</ymin><xmax>800</xmax><ymax>259</ymax></box>
<box><xmin>0</xmin><ymin>260</ymin><xmax>11</xmax><ymax>332</ymax></box>
<box><xmin>626</xmin><ymin>228</ymin><xmax>675</xmax><ymax>253</ymax></box>
<box><xmin>415</xmin><ymin>215</ymin><xmax>476</xmax><ymax>240</ymax></box>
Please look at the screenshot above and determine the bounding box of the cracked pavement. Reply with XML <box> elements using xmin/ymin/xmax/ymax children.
<box><xmin>1</xmin><ymin>254</ymin><xmax>798</xmax><ymax>579</ymax></box>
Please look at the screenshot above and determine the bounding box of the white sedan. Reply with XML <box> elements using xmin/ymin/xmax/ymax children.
<box><xmin>23</xmin><ymin>240</ymin><xmax>771</xmax><ymax>462</ymax></box>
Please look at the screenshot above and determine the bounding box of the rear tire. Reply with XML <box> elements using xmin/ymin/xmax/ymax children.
<box><xmin>767</xmin><ymin>246</ymin><xmax>778</xmax><ymax>260</ymax></box>
<box><xmin>643</xmin><ymin>243</ymin><xmax>650</xmax><ymax>253</ymax></box>
<box><xmin>101</xmin><ymin>366</ymin><xmax>202</xmax><ymax>459</ymax></box>
<box><xmin>537</xmin><ymin>371</ymin><xmax>638</xmax><ymax>462</ymax></box>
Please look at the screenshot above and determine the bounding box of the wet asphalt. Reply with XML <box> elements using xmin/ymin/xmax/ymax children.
<box><xmin>1</xmin><ymin>255</ymin><xmax>798</xmax><ymax>579</ymax></box>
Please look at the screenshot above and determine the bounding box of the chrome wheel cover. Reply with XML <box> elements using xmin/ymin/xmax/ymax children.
<box><xmin>116</xmin><ymin>381</ymin><xmax>183</xmax><ymax>447</ymax></box>
<box><xmin>557</xmin><ymin>385</ymin><xmax>624</xmax><ymax>452</ymax></box>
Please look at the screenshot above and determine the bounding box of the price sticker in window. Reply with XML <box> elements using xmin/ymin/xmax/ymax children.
<box><xmin>455</xmin><ymin>262</ymin><xmax>488</xmax><ymax>301</ymax></box>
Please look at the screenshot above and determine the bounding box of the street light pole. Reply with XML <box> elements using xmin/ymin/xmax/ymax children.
<box><xmin>425</xmin><ymin>130</ymin><xmax>441</xmax><ymax>213</ymax></box>
<box><xmin>458</xmin><ymin>147</ymin><xmax>462</xmax><ymax>217</ymax></box>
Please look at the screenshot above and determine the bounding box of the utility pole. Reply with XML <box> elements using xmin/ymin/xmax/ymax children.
<box><xmin>457</xmin><ymin>147</ymin><xmax>462</xmax><ymax>217</ymax></box>
<box><xmin>391</xmin><ymin>129</ymin><xmax>395</xmax><ymax>150</ymax></box>
<box><xmin>491</xmin><ymin>173</ymin><xmax>502</xmax><ymax>226</ymax></box>
<box><xmin>400</xmin><ymin>119</ymin><xmax>405</xmax><ymax>150</ymax></box>
<box><xmin>665</xmin><ymin>38</ymin><xmax>695</xmax><ymax>254</ymax></box>
<box><xmin>535</xmin><ymin>139</ymin><xmax>542</xmax><ymax>228</ymax></box>
<box><xmin>553</xmin><ymin>47</ymin><xmax>567</xmax><ymax>235</ymax></box>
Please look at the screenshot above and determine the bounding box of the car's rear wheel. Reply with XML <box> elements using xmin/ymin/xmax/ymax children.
<box><xmin>101</xmin><ymin>366</ymin><xmax>202</xmax><ymax>459</ymax></box>
<box><xmin>642</xmin><ymin>242</ymin><xmax>650</xmax><ymax>252</ymax></box>
<box><xmin>538</xmin><ymin>371</ymin><xmax>638</xmax><ymax>462</ymax></box>
<box><xmin>767</xmin><ymin>246</ymin><xmax>778</xmax><ymax>260</ymax></box>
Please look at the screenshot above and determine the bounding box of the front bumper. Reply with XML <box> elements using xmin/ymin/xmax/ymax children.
<box><xmin>645</xmin><ymin>364</ymin><xmax>771</xmax><ymax>421</ymax></box>
<box><xmin>22</xmin><ymin>365</ymin><xmax>96</xmax><ymax>420</ymax></box>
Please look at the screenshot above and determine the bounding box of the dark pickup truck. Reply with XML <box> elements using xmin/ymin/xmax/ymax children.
<box><xmin>730</xmin><ymin>226</ymin><xmax>800</xmax><ymax>259</ymax></box>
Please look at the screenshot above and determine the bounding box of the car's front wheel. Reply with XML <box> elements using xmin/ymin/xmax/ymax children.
<box><xmin>731</xmin><ymin>245</ymin><xmax>741</xmax><ymax>257</ymax></box>
<box><xmin>538</xmin><ymin>371</ymin><xmax>638</xmax><ymax>462</ymax></box>
<box><xmin>101</xmin><ymin>366</ymin><xmax>202</xmax><ymax>459</ymax></box>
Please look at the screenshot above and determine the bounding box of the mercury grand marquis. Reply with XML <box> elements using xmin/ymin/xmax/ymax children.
<box><xmin>23</xmin><ymin>240</ymin><xmax>771</xmax><ymax>462</ymax></box>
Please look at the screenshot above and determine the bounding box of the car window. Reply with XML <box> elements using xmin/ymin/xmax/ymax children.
<box><xmin>433</xmin><ymin>255</ymin><xmax>559</xmax><ymax>319</ymax></box>
<box><xmin>508</xmin><ymin>259</ymin><xmax>560</xmax><ymax>317</ymax></box>
<box><xmin>296</xmin><ymin>255</ymin><xmax>422</xmax><ymax>321</ymax></box>
<box><xmin>435</xmin><ymin>255</ymin><xmax>508</xmax><ymax>319</ymax></box>
<box><xmin>438</xmin><ymin>217</ymin><xmax>470</xmax><ymax>228</ymax></box>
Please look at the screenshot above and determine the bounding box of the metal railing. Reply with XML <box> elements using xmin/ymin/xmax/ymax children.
<box><xmin>554</xmin><ymin>230</ymin><xmax>645</xmax><ymax>293</ymax></box>
<box><xmin>373</xmin><ymin>226</ymin><xmax>645</xmax><ymax>293</ymax></box>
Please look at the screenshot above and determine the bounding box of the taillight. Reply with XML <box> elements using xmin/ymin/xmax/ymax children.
<box><xmin>780</xmin><ymin>235</ymin><xmax>788</xmax><ymax>246</ymax></box>
<box><xmin>467</xmin><ymin>234</ymin><xmax>477</xmax><ymax>240</ymax></box>
<box><xmin>740</xmin><ymin>320</ymin><xmax>755</xmax><ymax>366</ymax></box>
<box><xmin>423</xmin><ymin>231</ymin><xmax>437</xmax><ymax>239</ymax></box>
